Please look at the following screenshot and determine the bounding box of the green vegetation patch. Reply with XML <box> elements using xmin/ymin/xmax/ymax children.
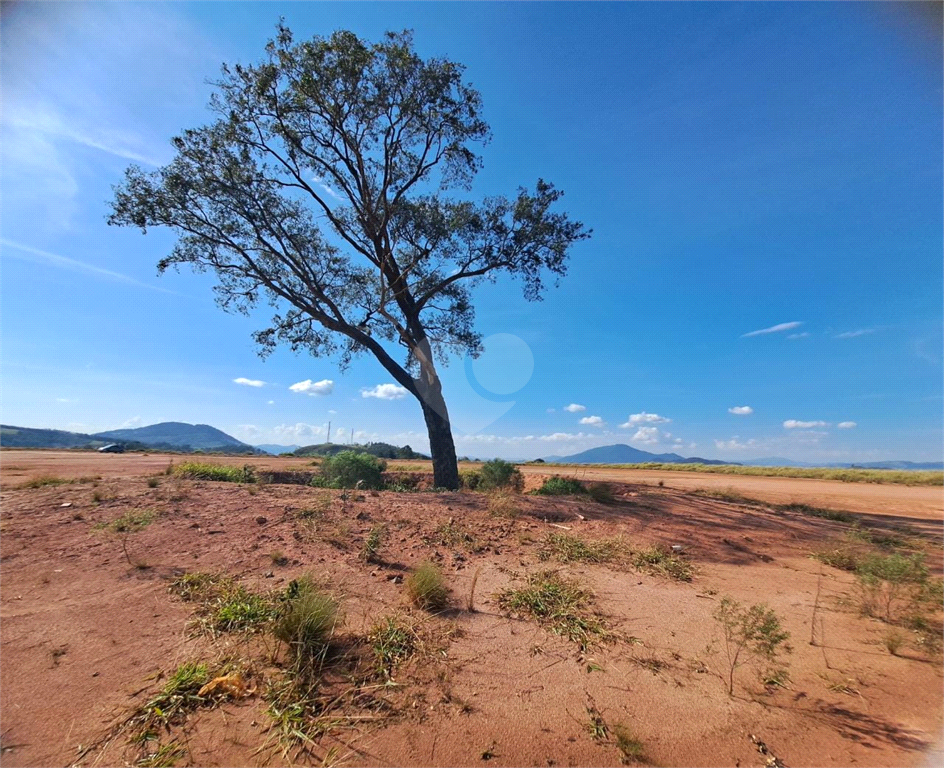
<box><xmin>171</xmin><ymin>462</ymin><xmax>256</xmax><ymax>483</ymax></box>
<box><xmin>169</xmin><ymin>572</ymin><xmax>278</xmax><ymax>634</ymax></box>
<box><xmin>541</xmin><ymin>532</ymin><xmax>620</xmax><ymax>564</ymax></box>
<box><xmin>367</xmin><ymin>615</ymin><xmax>417</xmax><ymax>679</ymax></box>
<box><xmin>631</xmin><ymin>545</ymin><xmax>694</xmax><ymax>582</ymax></box>
<box><xmin>478</xmin><ymin>459</ymin><xmax>524</xmax><ymax>492</ymax></box>
<box><xmin>98</xmin><ymin>508</ymin><xmax>158</xmax><ymax>533</ymax></box>
<box><xmin>313</xmin><ymin>450</ymin><xmax>386</xmax><ymax>489</ymax></box>
<box><xmin>551</xmin><ymin>462</ymin><xmax>944</xmax><ymax>487</ymax></box>
<box><xmin>497</xmin><ymin>570</ymin><xmax>609</xmax><ymax>650</ymax></box>
<box><xmin>532</xmin><ymin>476</ymin><xmax>588</xmax><ymax>496</ymax></box>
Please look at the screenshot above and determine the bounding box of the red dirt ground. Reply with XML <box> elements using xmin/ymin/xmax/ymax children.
<box><xmin>1</xmin><ymin>450</ymin><xmax>942</xmax><ymax>767</ymax></box>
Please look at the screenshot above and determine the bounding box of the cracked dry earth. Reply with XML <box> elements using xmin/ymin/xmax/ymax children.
<box><xmin>1</xmin><ymin>451</ymin><xmax>942</xmax><ymax>767</ymax></box>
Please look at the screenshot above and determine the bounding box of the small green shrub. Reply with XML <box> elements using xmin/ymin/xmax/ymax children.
<box><xmin>713</xmin><ymin>597</ymin><xmax>791</xmax><ymax>695</ymax></box>
<box><xmin>99</xmin><ymin>508</ymin><xmax>157</xmax><ymax>533</ymax></box>
<box><xmin>318</xmin><ymin>451</ymin><xmax>386</xmax><ymax>489</ymax></box>
<box><xmin>856</xmin><ymin>552</ymin><xmax>930</xmax><ymax>622</ymax></box>
<box><xmin>478</xmin><ymin>459</ymin><xmax>524</xmax><ymax>492</ymax></box>
<box><xmin>586</xmin><ymin>482</ymin><xmax>616</xmax><ymax>504</ymax></box>
<box><xmin>533</xmin><ymin>476</ymin><xmax>587</xmax><ymax>496</ymax></box>
<box><xmin>459</xmin><ymin>469</ymin><xmax>482</xmax><ymax>490</ymax></box>
<box><xmin>406</xmin><ymin>562</ymin><xmax>449</xmax><ymax>611</ymax></box>
<box><xmin>172</xmin><ymin>462</ymin><xmax>255</xmax><ymax>483</ymax></box>
<box><xmin>270</xmin><ymin>550</ymin><xmax>288</xmax><ymax>566</ymax></box>
<box><xmin>147</xmin><ymin>477</ymin><xmax>160</xmax><ymax>489</ymax></box>
<box><xmin>497</xmin><ymin>571</ymin><xmax>608</xmax><ymax>650</ymax></box>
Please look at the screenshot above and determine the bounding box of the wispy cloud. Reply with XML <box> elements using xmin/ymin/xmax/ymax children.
<box><xmin>1</xmin><ymin>239</ymin><xmax>178</xmax><ymax>294</ymax></box>
<box><xmin>787</xmin><ymin>332</ymin><xmax>809</xmax><ymax>339</ymax></box>
<box><xmin>834</xmin><ymin>329</ymin><xmax>875</xmax><ymax>339</ymax></box>
<box><xmin>837</xmin><ymin>421</ymin><xmax>857</xmax><ymax>429</ymax></box>
<box><xmin>742</xmin><ymin>321</ymin><xmax>803</xmax><ymax>338</ymax></box>
<box><xmin>620</xmin><ymin>412</ymin><xmax>670</xmax><ymax>427</ymax></box>
<box><xmin>289</xmin><ymin>379</ymin><xmax>334</xmax><ymax>397</ymax></box>
<box><xmin>361</xmin><ymin>383</ymin><xmax>408</xmax><ymax>400</ymax></box>
<box><xmin>728</xmin><ymin>406</ymin><xmax>753</xmax><ymax>415</ymax></box>
<box><xmin>579</xmin><ymin>415</ymin><xmax>605</xmax><ymax>427</ymax></box>
<box><xmin>783</xmin><ymin>419</ymin><xmax>829</xmax><ymax>429</ymax></box>
<box><xmin>563</xmin><ymin>403</ymin><xmax>586</xmax><ymax>413</ymax></box>
<box><xmin>273</xmin><ymin>422</ymin><xmax>326</xmax><ymax>440</ymax></box>
<box><xmin>233</xmin><ymin>377</ymin><xmax>265</xmax><ymax>388</ymax></box>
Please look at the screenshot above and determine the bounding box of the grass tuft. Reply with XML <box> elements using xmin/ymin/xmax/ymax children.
<box><xmin>541</xmin><ymin>532</ymin><xmax>619</xmax><ymax>564</ymax></box>
<box><xmin>497</xmin><ymin>570</ymin><xmax>608</xmax><ymax>650</ymax></box>
<box><xmin>406</xmin><ymin>562</ymin><xmax>449</xmax><ymax>611</ymax></box>
<box><xmin>631</xmin><ymin>545</ymin><xmax>694</xmax><ymax>581</ymax></box>
<box><xmin>367</xmin><ymin>615</ymin><xmax>416</xmax><ymax>679</ymax></box>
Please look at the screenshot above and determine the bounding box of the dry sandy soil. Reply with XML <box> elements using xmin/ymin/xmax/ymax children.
<box><xmin>1</xmin><ymin>450</ymin><xmax>942</xmax><ymax>767</ymax></box>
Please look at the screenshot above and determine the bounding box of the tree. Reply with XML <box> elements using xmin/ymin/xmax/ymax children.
<box><xmin>109</xmin><ymin>26</ymin><xmax>590</xmax><ymax>489</ymax></box>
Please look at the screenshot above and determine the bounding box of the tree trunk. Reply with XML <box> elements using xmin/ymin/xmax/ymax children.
<box><xmin>418</xmin><ymin>384</ymin><xmax>460</xmax><ymax>490</ymax></box>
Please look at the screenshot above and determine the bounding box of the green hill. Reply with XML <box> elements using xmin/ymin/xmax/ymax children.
<box><xmin>293</xmin><ymin>442</ymin><xmax>428</xmax><ymax>460</ymax></box>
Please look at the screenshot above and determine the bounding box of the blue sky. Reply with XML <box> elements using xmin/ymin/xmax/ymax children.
<box><xmin>1</xmin><ymin>1</ymin><xmax>941</xmax><ymax>462</ymax></box>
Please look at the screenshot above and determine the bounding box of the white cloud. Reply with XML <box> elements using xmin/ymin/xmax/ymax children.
<box><xmin>55</xmin><ymin>397</ymin><xmax>73</xmax><ymax>403</ymax></box>
<box><xmin>788</xmin><ymin>332</ymin><xmax>810</xmax><ymax>339</ymax></box>
<box><xmin>273</xmin><ymin>423</ymin><xmax>325</xmax><ymax>440</ymax></box>
<box><xmin>546</xmin><ymin>408</ymin><xmax>556</xmax><ymax>413</ymax></box>
<box><xmin>361</xmin><ymin>383</ymin><xmax>409</xmax><ymax>400</ymax></box>
<box><xmin>783</xmin><ymin>419</ymin><xmax>829</xmax><ymax>429</ymax></box>
<box><xmin>579</xmin><ymin>415</ymin><xmax>605</xmax><ymax>427</ymax></box>
<box><xmin>835</xmin><ymin>329</ymin><xmax>875</xmax><ymax>339</ymax></box>
<box><xmin>837</xmin><ymin>421</ymin><xmax>857</xmax><ymax>429</ymax></box>
<box><xmin>620</xmin><ymin>412</ymin><xmax>670</xmax><ymax>427</ymax></box>
<box><xmin>630</xmin><ymin>426</ymin><xmax>660</xmax><ymax>444</ymax></box>
<box><xmin>237</xmin><ymin>424</ymin><xmax>260</xmax><ymax>436</ymax></box>
<box><xmin>714</xmin><ymin>437</ymin><xmax>756</xmax><ymax>451</ymax></box>
<box><xmin>267</xmin><ymin>400</ymin><xmax>275</xmax><ymax>405</ymax></box>
<box><xmin>233</xmin><ymin>377</ymin><xmax>265</xmax><ymax>388</ymax></box>
<box><xmin>563</xmin><ymin>403</ymin><xmax>586</xmax><ymax>413</ymax></box>
<box><xmin>121</xmin><ymin>416</ymin><xmax>143</xmax><ymax>428</ymax></box>
<box><xmin>289</xmin><ymin>379</ymin><xmax>334</xmax><ymax>397</ymax></box>
<box><xmin>742</xmin><ymin>321</ymin><xmax>803</xmax><ymax>338</ymax></box>
<box><xmin>728</xmin><ymin>406</ymin><xmax>753</xmax><ymax>415</ymax></box>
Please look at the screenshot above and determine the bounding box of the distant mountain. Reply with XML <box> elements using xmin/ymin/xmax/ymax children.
<box><xmin>93</xmin><ymin>422</ymin><xmax>257</xmax><ymax>453</ymax></box>
<box><xmin>255</xmin><ymin>443</ymin><xmax>302</xmax><ymax>455</ymax></box>
<box><xmin>740</xmin><ymin>457</ymin><xmax>943</xmax><ymax>470</ymax></box>
<box><xmin>739</xmin><ymin>457</ymin><xmax>812</xmax><ymax>468</ymax></box>
<box><xmin>1</xmin><ymin>425</ymin><xmax>146</xmax><ymax>450</ymax></box>
<box><xmin>543</xmin><ymin>444</ymin><xmax>734</xmax><ymax>466</ymax></box>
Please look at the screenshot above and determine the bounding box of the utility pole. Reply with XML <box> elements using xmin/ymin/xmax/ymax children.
<box><xmin>350</xmin><ymin>427</ymin><xmax>354</xmax><ymax>445</ymax></box>
<box><xmin>326</xmin><ymin>421</ymin><xmax>331</xmax><ymax>444</ymax></box>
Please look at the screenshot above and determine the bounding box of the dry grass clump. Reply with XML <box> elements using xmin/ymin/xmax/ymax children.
<box><xmin>406</xmin><ymin>562</ymin><xmax>449</xmax><ymax>611</ymax></box>
<box><xmin>541</xmin><ymin>532</ymin><xmax>620</xmax><ymax>564</ymax></box>
<box><xmin>497</xmin><ymin>570</ymin><xmax>609</xmax><ymax>650</ymax></box>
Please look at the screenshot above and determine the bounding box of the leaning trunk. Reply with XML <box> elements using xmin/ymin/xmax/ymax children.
<box><xmin>418</xmin><ymin>384</ymin><xmax>460</xmax><ymax>490</ymax></box>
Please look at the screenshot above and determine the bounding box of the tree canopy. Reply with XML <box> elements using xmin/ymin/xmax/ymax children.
<box><xmin>109</xmin><ymin>25</ymin><xmax>590</xmax><ymax>488</ymax></box>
